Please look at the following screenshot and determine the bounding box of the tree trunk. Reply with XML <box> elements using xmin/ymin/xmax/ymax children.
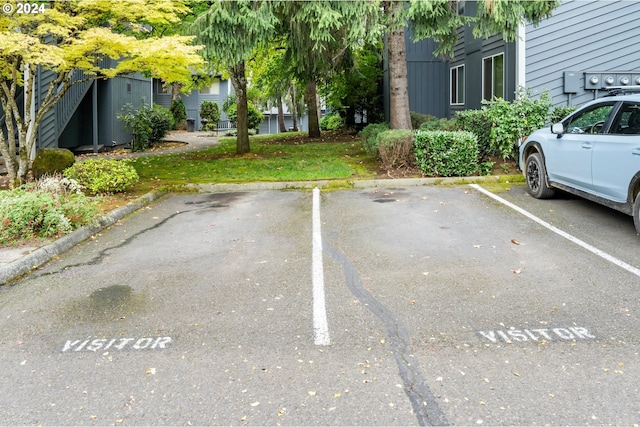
<box><xmin>305</xmin><ymin>80</ymin><xmax>321</xmax><ymax>138</ymax></box>
<box><xmin>228</xmin><ymin>62</ymin><xmax>250</xmax><ymax>154</ymax></box>
<box><xmin>12</xmin><ymin>64</ymin><xmax>39</xmax><ymax>184</ymax></box>
<box><xmin>276</xmin><ymin>95</ymin><xmax>287</xmax><ymax>132</ymax></box>
<box><xmin>170</xmin><ymin>83</ymin><xmax>183</xmax><ymax>102</ymax></box>
<box><xmin>0</xmin><ymin>97</ymin><xmax>18</xmax><ymax>187</ymax></box>
<box><xmin>387</xmin><ymin>3</ymin><xmax>412</xmax><ymax>130</ymax></box>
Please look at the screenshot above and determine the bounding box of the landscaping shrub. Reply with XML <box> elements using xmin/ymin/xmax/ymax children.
<box><xmin>414</xmin><ymin>130</ymin><xmax>479</xmax><ymax>177</ymax></box>
<box><xmin>33</xmin><ymin>174</ymin><xmax>85</xmax><ymax>195</ymax></box>
<box><xmin>0</xmin><ymin>178</ymin><xmax>97</xmax><ymax>245</ymax></box>
<box><xmin>148</xmin><ymin>105</ymin><xmax>174</xmax><ymax>144</ymax></box>
<box><xmin>223</xmin><ymin>97</ymin><xmax>264</xmax><ymax>130</ymax></box>
<box><xmin>320</xmin><ymin>113</ymin><xmax>345</xmax><ymax>131</ymax></box>
<box><xmin>455</xmin><ymin>109</ymin><xmax>493</xmax><ymax>160</ymax></box>
<box><xmin>358</xmin><ymin>122</ymin><xmax>389</xmax><ymax>156</ymax></box>
<box><xmin>200</xmin><ymin>100</ymin><xmax>221</xmax><ymax>131</ymax></box>
<box><xmin>200</xmin><ymin>101</ymin><xmax>220</xmax><ymax>129</ymax></box>
<box><xmin>31</xmin><ymin>148</ymin><xmax>75</xmax><ymax>179</ymax></box>
<box><xmin>549</xmin><ymin>105</ymin><xmax>576</xmax><ymax>124</ymax></box>
<box><xmin>483</xmin><ymin>88</ymin><xmax>551</xmax><ymax>159</ymax></box>
<box><xmin>64</xmin><ymin>158</ymin><xmax>139</xmax><ymax>194</ymax></box>
<box><xmin>170</xmin><ymin>99</ymin><xmax>187</xmax><ymax>130</ymax></box>
<box><xmin>376</xmin><ymin>129</ymin><xmax>414</xmax><ymax>170</ymax></box>
<box><xmin>418</xmin><ymin>116</ymin><xmax>459</xmax><ymax>131</ymax></box>
<box><xmin>118</xmin><ymin>103</ymin><xmax>174</xmax><ymax>151</ymax></box>
<box><xmin>410</xmin><ymin>111</ymin><xmax>433</xmax><ymax>129</ymax></box>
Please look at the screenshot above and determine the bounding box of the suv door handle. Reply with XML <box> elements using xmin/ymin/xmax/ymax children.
<box><xmin>632</xmin><ymin>148</ymin><xmax>640</xmax><ymax>156</ymax></box>
<box><xmin>582</xmin><ymin>143</ymin><xmax>593</xmax><ymax>149</ymax></box>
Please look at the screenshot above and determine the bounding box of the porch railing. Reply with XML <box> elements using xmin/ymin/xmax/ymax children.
<box><xmin>55</xmin><ymin>71</ymin><xmax>93</xmax><ymax>139</ymax></box>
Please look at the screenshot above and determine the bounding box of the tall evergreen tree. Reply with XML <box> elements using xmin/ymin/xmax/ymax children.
<box><xmin>274</xmin><ymin>1</ymin><xmax>381</xmax><ymax>137</ymax></box>
<box><xmin>191</xmin><ymin>0</ymin><xmax>276</xmax><ymax>154</ymax></box>
<box><xmin>251</xmin><ymin>42</ymin><xmax>291</xmax><ymax>133</ymax></box>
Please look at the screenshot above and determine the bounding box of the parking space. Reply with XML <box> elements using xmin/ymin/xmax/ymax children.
<box><xmin>320</xmin><ymin>185</ymin><xmax>639</xmax><ymax>425</ymax></box>
<box><xmin>0</xmin><ymin>184</ymin><xmax>638</xmax><ymax>425</ymax></box>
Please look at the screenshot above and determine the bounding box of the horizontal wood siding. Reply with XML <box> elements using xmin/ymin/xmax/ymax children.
<box><xmin>525</xmin><ymin>0</ymin><xmax>640</xmax><ymax>107</ymax></box>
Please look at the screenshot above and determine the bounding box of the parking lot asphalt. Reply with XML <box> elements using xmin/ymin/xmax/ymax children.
<box><xmin>1</xmin><ymin>184</ymin><xmax>639</xmax><ymax>425</ymax></box>
<box><xmin>0</xmin><ymin>173</ymin><xmax>502</xmax><ymax>284</ymax></box>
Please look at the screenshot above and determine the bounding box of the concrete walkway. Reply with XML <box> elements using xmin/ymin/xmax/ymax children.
<box><xmin>156</xmin><ymin>130</ymin><xmax>221</xmax><ymax>153</ymax></box>
<box><xmin>0</xmin><ymin>131</ymin><xmax>220</xmax><ymax>175</ymax></box>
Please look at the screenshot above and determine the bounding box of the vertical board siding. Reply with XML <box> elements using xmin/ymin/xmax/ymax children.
<box><xmin>405</xmin><ymin>30</ymin><xmax>448</xmax><ymax>117</ymax></box>
<box><xmin>525</xmin><ymin>0</ymin><xmax>640</xmax><ymax>107</ymax></box>
<box><xmin>108</xmin><ymin>74</ymin><xmax>150</xmax><ymax>145</ymax></box>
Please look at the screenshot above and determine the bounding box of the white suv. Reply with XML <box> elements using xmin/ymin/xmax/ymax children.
<box><xmin>519</xmin><ymin>89</ymin><xmax>640</xmax><ymax>234</ymax></box>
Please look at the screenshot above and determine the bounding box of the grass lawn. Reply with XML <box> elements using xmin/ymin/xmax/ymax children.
<box><xmin>129</xmin><ymin>131</ymin><xmax>379</xmax><ymax>193</ymax></box>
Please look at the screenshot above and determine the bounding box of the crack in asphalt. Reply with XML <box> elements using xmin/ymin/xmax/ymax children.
<box><xmin>29</xmin><ymin>209</ymin><xmax>194</xmax><ymax>280</ymax></box>
<box><xmin>27</xmin><ymin>193</ymin><xmax>248</xmax><ymax>280</ymax></box>
<box><xmin>324</xmin><ymin>241</ymin><xmax>449</xmax><ymax>427</ymax></box>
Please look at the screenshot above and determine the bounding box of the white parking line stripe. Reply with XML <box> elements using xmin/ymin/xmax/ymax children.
<box><xmin>312</xmin><ymin>187</ymin><xmax>330</xmax><ymax>345</ymax></box>
<box><xmin>470</xmin><ymin>184</ymin><xmax>640</xmax><ymax>278</ymax></box>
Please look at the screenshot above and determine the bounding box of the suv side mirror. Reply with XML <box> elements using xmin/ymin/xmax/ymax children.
<box><xmin>551</xmin><ymin>122</ymin><xmax>564</xmax><ymax>138</ymax></box>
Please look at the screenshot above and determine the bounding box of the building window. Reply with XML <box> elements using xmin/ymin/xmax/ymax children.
<box><xmin>157</xmin><ymin>80</ymin><xmax>168</xmax><ymax>94</ymax></box>
<box><xmin>200</xmin><ymin>79</ymin><xmax>220</xmax><ymax>95</ymax></box>
<box><xmin>482</xmin><ymin>53</ymin><xmax>504</xmax><ymax>100</ymax></box>
<box><xmin>457</xmin><ymin>0</ymin><xmax>465</xmax><ymax>15</ymax></box>
<box><xmin>450</xmin><ymin>65</ymin><xmax>465</xmax><ymax>105</ymax></box>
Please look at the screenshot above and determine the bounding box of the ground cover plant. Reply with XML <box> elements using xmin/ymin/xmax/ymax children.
<box><xmin>64</xmin><ymin>159</ymin><xmax>139</xmax><ymax>195</ymax></box>
<box><xmin>0</xmin><ymin>176</ymin><xmax>97</xmax><ymax>245</ymax></box>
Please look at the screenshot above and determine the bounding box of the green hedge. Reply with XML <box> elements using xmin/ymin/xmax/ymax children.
<box><xmin>31</xmin><ymin>148</ymin><xmax>75</xmax><ymax>179</ymax></box>
<box><xmin>454</xmin><ymin>109</ymin><xmax>492</xmax><ymax>161</ymax></box>
<box><xmin>414</xmin><ymin>130</ymin><xmax>479</xmax><ymax>177</ymax></box>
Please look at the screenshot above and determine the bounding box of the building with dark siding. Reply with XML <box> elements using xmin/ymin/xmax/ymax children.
<box><xmin>387</xmin><ymin>0</ymin><xmax>640</xmax><ymax>120</ymax></box>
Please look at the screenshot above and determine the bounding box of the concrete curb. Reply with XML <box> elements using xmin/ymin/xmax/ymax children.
<box><xmin>0</xmin><ymin>190</ymin><xmax>166</xmax><ymax>285</ymax></box>
<box><xmin>187</xmin><ymin>175</ymin><xmax>518</xmax><ymax>192</ymax></box>
<box><xmin>0</xmin><ymin>174</ymin><xmax>520</xmax><ymax>285</ymax></box>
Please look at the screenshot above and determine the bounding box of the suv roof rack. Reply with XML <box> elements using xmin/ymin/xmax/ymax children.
<box><xmin>603</xmin><ymin>86</ymin><xmax>640</xmax><ymax>96</ymax></box>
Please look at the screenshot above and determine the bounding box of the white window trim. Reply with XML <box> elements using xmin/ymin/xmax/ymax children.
<box><xmin>482</xmin><ymin>53</ymin><xmax>505</xmax><ymax>100</ymax></box>
<box><xmin>450</xmin><ymin>64</ymin><xmax>465</xmax><ymax>105</ymax></box>
<box><xmin>516</xmin><ymin>23</ymin><xmax>526</xmax><ymax>90</ymax></box>
<box><xmin>157</xmin><ymin>80</ymin><xmax>168</xmax><ymax>94</ymax></box>
<box><xmin>200</xmin><ymin>79</ymin><xmax>221</xmax><ymax>95</ymax></box>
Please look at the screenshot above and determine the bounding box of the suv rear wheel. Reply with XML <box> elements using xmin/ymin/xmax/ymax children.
<box><xmin>633</xmin><ymin>193</ymin><xmax>640</xmax><ymax>234</ymax></box>
<box><xmin>525</xmin><ymin>152</ymin><xmax>555</xmax><ymax>199</ymax></box>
